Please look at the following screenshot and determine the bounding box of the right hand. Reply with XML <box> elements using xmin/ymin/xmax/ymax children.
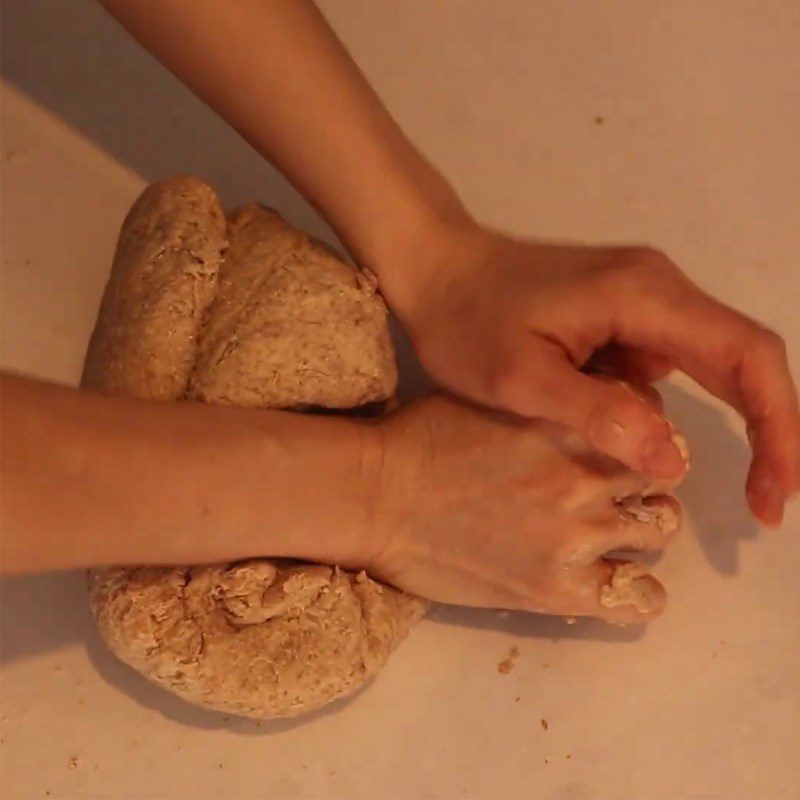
<box><xmin>376</xmin><ymin>224</ymin><xmax>799</xmax><ymax>526</ymax></box>
<box><xmin>368</xmin><ymin>394</ymin><xmax>686</xmax><ymax>624</ymax></box>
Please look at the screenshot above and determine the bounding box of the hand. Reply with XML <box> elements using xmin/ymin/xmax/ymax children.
<box><xmin>369</xmin><ymin>394</ymin><xmax>685</xmax><ymax>623</ymax></box>
<box><xmin>379</xmin><ymin>223</ymin><xmax>800</xmax><ymax>525</ymax></box>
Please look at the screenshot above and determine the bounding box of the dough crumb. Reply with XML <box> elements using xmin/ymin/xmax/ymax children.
<box><xmin>68</xmin><ymin>757</ymin><xmax>78</xmax><ymax>770</ymax></box>
<box><xmin>497</xmin><ymin>645</ymin><xmax>520</xmax><ymax>675</ymax></box>
<box><xmin>540</xmin><ymin>719</ymin><xmax>549</xmax><ymax>731</ymax></box>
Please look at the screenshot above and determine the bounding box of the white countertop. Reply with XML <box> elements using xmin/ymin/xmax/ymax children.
<box><xmin>1</xmin><ymin>2</ymin><xmax>798</xmax><ymax>798</ymax></box>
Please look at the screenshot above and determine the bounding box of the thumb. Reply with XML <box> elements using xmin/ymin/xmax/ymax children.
<box><xmin>490</xmin><ymin>349</ymin><xmax>688</xmax><ymax>479</ymax></box>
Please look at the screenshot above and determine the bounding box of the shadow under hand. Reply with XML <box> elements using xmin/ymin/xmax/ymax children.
<box><xmin>427</xmin><ymin>604</ymin><xmax>645</xmax><ymax>643</ymax></box>
<box><xmin>660</xmin><ymin>382</ymin><xmax>757</xmax><ymax>575</ymax></box>
<box><xmin>0</xmin><ymin>571</ymin><xmax>91</xmax><ymax>665</ymax></box>
<box><xmin>1</xmin><ymin>0</ymin><xmax>332</xmax><ymax>243</ymax></box>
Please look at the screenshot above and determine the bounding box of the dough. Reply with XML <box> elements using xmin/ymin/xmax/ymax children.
<box><xmin>188</xmin><ymin>203</ymin><xmax>397</xmax><ymax>409</ymax></box>
<box><xmin>83</xmin><ymin>176</ymin><xmax>427</xmax><ymax>719</ymax></box>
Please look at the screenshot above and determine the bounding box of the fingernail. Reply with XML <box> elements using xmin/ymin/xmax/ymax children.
<box><xmin>749</xmin><ymin>477</ymin><xmax>785</xmax><ymax>527</ymax></box>
<box><xmin>641</xmin><ymin>438</ymin><xmax>685</xmax><ymax>478</ymax></box>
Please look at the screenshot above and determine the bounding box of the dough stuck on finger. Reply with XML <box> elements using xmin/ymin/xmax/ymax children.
<box><xmin>616</xmin><ymin>495</ymin><xmax>682</xmax><ymax>536</ymax></box>
<box><xmin>83</xmin><ymin>177</ymin><xmax>427</xmax><ymax>720</ymax></box>
<box><xmin>667</xmin><ymin>422</ymin><xmax>691</xmax><ymax>465</ymax></box>
<box><xmin>599</xmin><ymin>562</ymin><xmax>664</xmax><ymax>615</ymax></box>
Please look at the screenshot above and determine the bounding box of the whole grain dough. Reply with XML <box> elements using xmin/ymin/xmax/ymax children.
<box><xmin>83</xmin><ymin>176</ymin><xmax>427</xmax><ymax>719</ymax></box>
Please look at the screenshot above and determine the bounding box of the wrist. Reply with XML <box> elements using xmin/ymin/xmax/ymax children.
<box><xmin>339</xmin><ymin>161</ymin><xmax>475</xmax><ymax>288</ymax></box>
<box><xmin>245</xmin><ymin>412</ymin><xmax>389</xmax><ymax>571</ymax></box>
<box><xmin>369</xmin><ymin>213</ymin><xmax>493</xmax><ymax>336</ymax></box>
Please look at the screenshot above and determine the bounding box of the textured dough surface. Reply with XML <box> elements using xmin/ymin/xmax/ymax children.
<box><xmin>82</xmin><ymin>176</ymin><xmax>226</xmax><ymax>401</ymax></box>
<box><xmin>89</xmin><ymin>562</ymin><xmax>426</xmax><ymax>718</ymax></box>
<box><xmin>84</xmin><ymin>176</ymin><xmax>426</xmax><ymax>719</ymax></box>
<box><xmin>599</xmin><ymin>562</ymin><xmax>656</xmax><ymax>613</ymax></box>
<box><xmin>188</xmin><ymin>204</ymin><xmax>397</xmax><ymax>409</ymax></box>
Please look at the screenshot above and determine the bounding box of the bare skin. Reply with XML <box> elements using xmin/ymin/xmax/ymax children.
<box><xmin>377</xmin><ymin>395</ymin><xmax>683</xmax><ymax>624</ymax></box>
<box><xmin>0</xmin><ymin>374</ymin><xmax>681</xmax><ymax>623</ymax></box>
<box><xmin>99</xmin><ymin>0</ymin><xmax>800</xmax><ymax>523</ymax></box>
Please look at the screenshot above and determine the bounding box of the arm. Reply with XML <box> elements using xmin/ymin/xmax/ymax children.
<box><xmin>100</xmin><ymin>0</ymin><xmax>799</xmax><ymax>523</ymax></box>
<box><xmin>1</xmin><ymin>372</ymin><xmax>685</xmax><ymax>624</ymax></box>
<box><xmin>0</xmin><ymin>372</ymin><xmax>379</xmax><ymax>573</ymax></box>
<box><xmin>99</xmin><ymin>0</ymin><xmax>465</xmax><ymax>273</ymax></box>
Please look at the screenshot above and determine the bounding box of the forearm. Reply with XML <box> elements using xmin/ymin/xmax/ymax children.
<box><xmin>1</xmin><ymin>373</ymin><xmax>381</xmax><ymax>573</ymax></box>
<box><xmin>99</xmin><ymin>0</ymin><xmax>468</xmax><ymax>273</ymax></box>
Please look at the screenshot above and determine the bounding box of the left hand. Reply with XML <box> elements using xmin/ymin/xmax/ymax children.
<box><xmin>377</xmin><ymin>222</ymin><xmax>800</xmax><ymax>526</ymax></box>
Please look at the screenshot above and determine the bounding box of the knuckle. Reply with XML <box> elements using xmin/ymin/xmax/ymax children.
<box><xmin>600</xmin><ymin>246</ymin><xmax>678</xmax><ymax>293</ymax></box>
<box><xmin>624</xmin><ymin>245</ymin><xmax>669</xmax><ymax>268</ymax></box>
<box><xmin>759</xmin><ymin>328</ymin><xmax>787</xmax><ymax>361</ymax></box>
<box><xmin>738</xmin><ymin>325</ymin><xmax>786</xmax><ymax>366</ymax></box>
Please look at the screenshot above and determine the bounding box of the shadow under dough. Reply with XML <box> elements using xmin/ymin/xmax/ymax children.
<box><xmin>83</xmin><ymin>619</ymin><xmax>371</xmax><ymax>736</ymax></box>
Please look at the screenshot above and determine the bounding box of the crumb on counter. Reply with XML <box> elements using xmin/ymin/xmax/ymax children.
<box><xmin>497</xmin><ymin>645</ymin><xmax>520</xmax><ymax>675</ymax></box>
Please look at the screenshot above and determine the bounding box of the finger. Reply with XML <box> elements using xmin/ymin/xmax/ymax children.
<box><xmin>591</xmin><ymin>373</ymin><xmax>665</xmax><ymax>414</ymax></box>
<box><xmin>562</xmin><ymin>455</ymin><xmax>654</xmax><ymax>509</ymax></box>
<box><xmin>746</xmin><ymin>444</ymin><xmax>791</xmax><ymax>526</ymax></box>
<box><xmin>492</xmin><ymin>345</ymin><xmax>690</xmax><ymax>482</ymax></box>
<box><xmin>634</xmin><ymin>383</ymin><xmax>665</xmax><ymax>414</ymax></box>
<box><xmin>595</xmin><ymin>495</ymin><xmax>682</xmax><ymax>554</ymax></box>
<box><xmin>564</xmin><ymin>496</ymin><xmax>681</xmax><ymax>565</ymax></box>
<box><xmin>608</xmin><ymin>254</ymin><xmax>800</xmax><ymax>522</ymax></box>
<box><xmin>587</xmin><ymin>343</ymin><xmax>676</xmax><ymax>384</ymax></box>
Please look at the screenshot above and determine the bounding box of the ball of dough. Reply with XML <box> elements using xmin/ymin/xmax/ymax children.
<box><xmin>83</xmin><ymin>176</ymin><xmax>426</xmax><ymax>719</ymax></box>
<box><xmin>89</xmin><ymin>561</ymin><xmax>426</xmax><ymax>718</ymax></box>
